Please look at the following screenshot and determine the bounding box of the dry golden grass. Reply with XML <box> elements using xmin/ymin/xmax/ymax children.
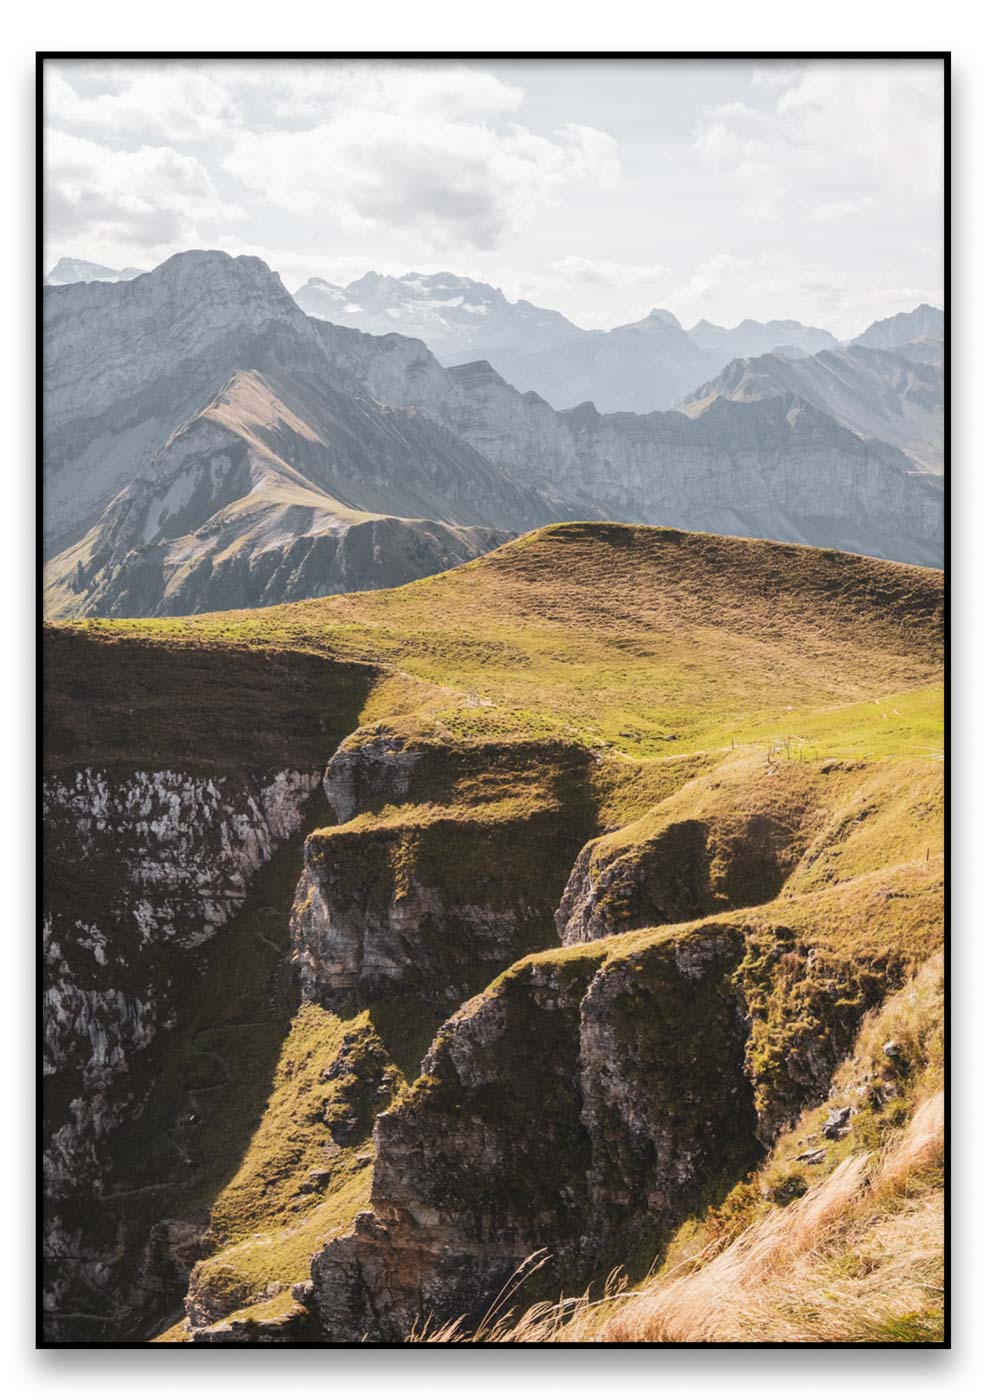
<box><xmin>413</xmin><ymin>1093</ymin><xmax>943</xmax><ymax>1345</ymax></box>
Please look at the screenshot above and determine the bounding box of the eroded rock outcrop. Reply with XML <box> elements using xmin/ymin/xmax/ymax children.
<box><xmin>310</xmin><ymin>924</ymin><xmax>759</xmax><ymax>1340</ymax></box>
<box><xmin>555</xmin><ymin>759</ymin><xmax>831</xmax><ymax>946</ymax></box>
<box><xmin>324</xmin><ymin>731</ymin><xmax>423</xmax><ymax>824</ymax></box>
<box><xmin>290</xmin><ymin>809</ymin><xmax>584</xmax><ymax>1015</ymax></box>
<box><xmin>292</xmin><ymin>731</ymin><xmax>596</xmax><ymax>1015</ymax></box>
<box><xmin>43</xmin><ymin>765</ymin><xmax>320</xmax><ymax>1339</ymax></box>
<box><xmin>556</xmin><ymin>819</ymin><xmax>720</xmax><ymax>944</ymax></box>
<box><xmin>308</xmin><ymin>855</ymin><xmax>942</xmax><ymax>1341</ymax></box>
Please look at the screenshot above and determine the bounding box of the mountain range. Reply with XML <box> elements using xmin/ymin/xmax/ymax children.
<box><xmin>43</xmin><ymin>251</ymin><xmax>944</xmax><ymax>619</ymax></box>
<box><xmin>850</xmin><ymin>302</ymin><xmax>944</xmax><ymax>352</ymax></box>
<box><xmin>680</xmin><ymin>336</ymin><xmax>944</xmax><ymax>473</ymax></box>
<box><xmin>43</xmin><ymin>253</ymin><xmax>576</xmax><ymax>618</ymax></box>
<box><xmin>295</xmin><ymin>270</ymin><xmax>585</xmax><ymax>364</ymax></box>
<box><xmin>320</xmin><ymin>325</ymin><xmax>942</xmax><ymax>564</ymax></box>
<box><xmin>294</xmin><ymin>271</ymin><xmax>854</xmax><ymax>413</ymax></box>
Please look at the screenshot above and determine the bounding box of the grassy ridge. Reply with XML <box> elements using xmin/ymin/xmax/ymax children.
<box><xmin>51</xmin><ymin>524</ymin><xmax>942</xmax><ymax>762</ymax></box>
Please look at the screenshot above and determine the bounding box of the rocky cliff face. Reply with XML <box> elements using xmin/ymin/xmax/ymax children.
<box><xmin>680</xmin><ymin>344</ymin><xmax>944</xmax><ymax>473</ymax></box>
<box><xmin>323</xmin><ymin>732</ymin><xmax>423</xmax><ymax>824</ymax></box>
<box><xmin>42</xmin><ymin>764</ymin><xmax>321</xmax><ymax>1337</ymax></box>
<box><xmin>298</xmin><ymin>744</ymin><xmax>943</xmax><ymax>1342</ymax></box>
<box><xmin>42</xmin><ymin>626</ymin><xmax>376</xmax><ymax>1342</ymax></box>
<box><xmin>308</xmin><ymin>855</ymin><xmax>940</xmax><ymax>1341</ymax></box>
<box><xmin>291</xmin><ymin>730</ymin><xmax>596</xmax><ymax>1016</ymax></box>
<box><xmin>317</xmin><ymin>324</ymin><xmax>944</xmax><ymax>567</ymax></box>
<box><xmin>555</xmin><ymin>815</ymin><xmax>782</xmax><ymax>945</ymax></box>
<box><xmin>554</xmin><ymin>759</ymin><xmax>836</xmax><ymax>945</ymax></box>
<box><xmin>291</xmin><ymin>817</ymin><xmax>551</xmax><ymax>1016</ymax></box>
<box><xmin>44</xmin><ymin>252</ymin><xmax>322</xmax><ymax>553</ymax></box>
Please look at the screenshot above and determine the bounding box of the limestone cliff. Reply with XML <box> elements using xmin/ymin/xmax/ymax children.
<box><xmin>291</xmin><ymin>729</ymin><xmax>596</xmax><ymax>1015</ymax></box>
<box><xmin>43</xmin><ymin>766</ymin><xmax>320</xmax><ymax>1335</ymax></box>
<box><xmin>41</xmin><ymin>626</ymin><xmax>375</xmax><ymax>1341</ymax></box>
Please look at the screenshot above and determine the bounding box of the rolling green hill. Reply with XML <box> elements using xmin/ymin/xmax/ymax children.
<box><xmin>64</xmin><ymin>521</ymin><xmax>942</xmax><ymax>760</ymax></box>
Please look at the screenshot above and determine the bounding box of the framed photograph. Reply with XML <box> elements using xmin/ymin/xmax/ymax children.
<box><xmin>38</xmin><ymin>51</ymin><xmax>946</xmax><ymax>1350</ymax></box>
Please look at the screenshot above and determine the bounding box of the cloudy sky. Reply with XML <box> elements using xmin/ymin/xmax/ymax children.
<box><xmin>43</xmin><ymin>57</ymin><xmax>944</xmax><ymax>336</ymax></box>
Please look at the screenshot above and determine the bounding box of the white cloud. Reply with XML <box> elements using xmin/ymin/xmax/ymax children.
<box><xmin>46</xmin><ymin>59</ymin><xmax>527</xmax><ymax>143</ymax></box>
<box><xmin>809</xmin><ymin>196</ymin><xmax>878</xmax><ymax>223</ymax></box>
<box><xmin>223</xmin><ymin>117</ymin><xmax>618</xmax><ymax>251</ymax></box>
<box><xmin>45</xmin><ymin>64</ymin><xmax>240</xmax><ymax>143</ymax></box>
<box><xmin>674</xmin><ymin>253</ymin><xmax>750</xmax><ymax>306</ymax></box>
<box><xmin>751</xmin><ymin>64</ymin><xmax>805</xmax><ymax>89</ymax></box>
<box><xmin>692</xmin><ymin>109</ymin><xmax>782</xmax><ymax>224</ymax></box>
<box><xmin>240</xmin><ymin>60</ymin><xmax>525</xmax><ymax>124</ymax></box>
<box><xmin>693</xmin><ymin>60</ymin><xmax>943</xmax><ymax>227</ymax></box>
<box><xmin>778</xmin><ymin>61</ymin><xmax>943</xmax><ymax>201</ymax></box>
<box><xmin>550</xmin><ymin>256</ymin><xmax>670</xmax><ymax>288</ymax></box>
<box><xmin>46</xmin><ymin>59</ymin><xmax>620</xmax><ymax>254</ymax></box>
<box><xmin>44</xmin><ymin>129</ymin><xmax>242</xmax><ymax>269</ymax></box>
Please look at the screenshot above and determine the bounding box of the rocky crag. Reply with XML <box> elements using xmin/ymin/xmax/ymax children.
<box><xmin>42</xmin><ymin>627</ymin><xmax>376</xmax><ymax>1340</ymax></box>
<box><xmin>43</xmin><ymin>253</ymin><xmax>570</xmax><ymax>619</ymax></box>
<box><xmin>679</xmin><ymin>342</ymin><xmax>944</xmax><ymax>473</ymax></box>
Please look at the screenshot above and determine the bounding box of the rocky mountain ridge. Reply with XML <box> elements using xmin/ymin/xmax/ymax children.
<box><xmin>688</xmin><ymin>315</ymin><xmax>840</xmax><ymax>359</ymax></box>
<box><xmin>476</xmin><ymin>307</ymin><xmax>724</xmax><ymax>414</ymax></box>
<box><xmin>44</xmin><ymin>251</ymin><xmax>325</xmax><ymax>552</ymax></box>
<box><xmin>44</xmin><ymin>251</ymin><xmax>945</xmax><ymax>626</ymax></box>
<box><xmin>295</xmin><ymin>269</ymin><xmax>585</xmax><ymax>363</ymax></box>
<box><xmin>43</xmin><ymin>254</ymin><xmax>576</xmax><ymax>618</ymax></box>
<box><xmin>294</xmin><ymin>269</ymin><xmax>850</xmax><ymax>413</ymax></box>
<box><xmin>851</xmin><ymin>303</ymin><xmax>944</xmax><ymax>351</ymax></box>
<box><xmin>316</xmin><ymin>319</ymin><xmax>944</xmax><ymax>566</ymax></box>
<box><xmin>680</xmin><ymin>342</ymin><xmax>944</xmax><ymax>473</ymax></box>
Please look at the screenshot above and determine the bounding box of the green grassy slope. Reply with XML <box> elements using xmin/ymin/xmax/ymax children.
<box><xmin>55</xmin><ymin>522</ymin><xmax>942</xmax><ymax>763</ymax></box>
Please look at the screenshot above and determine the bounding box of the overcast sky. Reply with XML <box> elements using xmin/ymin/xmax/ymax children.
<box><xmin>43</xmin><ymin>57</ymin><xmax>944</xmax><ymax>337</ymax></box>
